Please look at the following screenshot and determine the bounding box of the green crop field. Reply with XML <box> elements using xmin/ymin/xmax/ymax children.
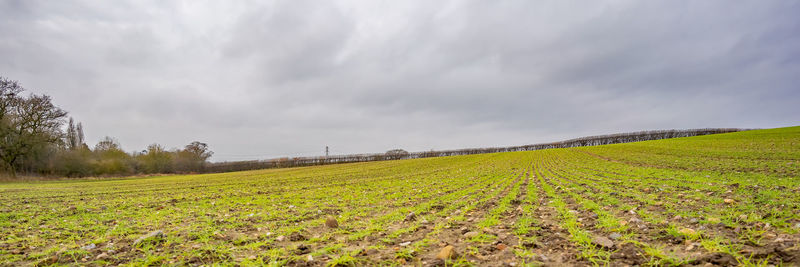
<box><xmin>1</xmin><ymin>127</ymin><xmax>799</xmax><ymax>266</ymax></box>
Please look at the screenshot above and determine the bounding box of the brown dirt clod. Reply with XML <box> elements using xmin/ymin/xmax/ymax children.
<box><xmin>325</xmin><ymin>216</ymin><xmax>339</xmax><ymax>228</ymax></box>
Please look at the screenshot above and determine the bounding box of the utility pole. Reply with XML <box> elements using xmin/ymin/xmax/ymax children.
<box><xmin>325</xmin><ymin>146</ymin><xmax>329</xmax><ymax>157</ymax></box>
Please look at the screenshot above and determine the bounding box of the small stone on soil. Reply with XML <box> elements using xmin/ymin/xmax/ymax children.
<box><xmin>680</xmin><ymin>228</ymin><xmax>696</xmax><ymax>235</ymax></box>
<box><xmin>399</xmin><ymin>241</ymin><xmax>411</xmax><ymax>247</ymax></box>
<box><xmin>609</xmin><ymin>233</ymin><xmax>622</xmax><ymax>240</ymax></box>
<box><xmin>592</xmin><ymin>236</ymin><xmax>614</xmax><ymax>249</ymax></box>
<box><xmin>723</xmin><ymin>199</ymin><xmax>735</xmax><ymax>204</ymax></box>
<box><xmin>82</xmin><ymin>243</ymin><xmax>96</xmax><ymax>250</ymax></box>
<box><xmin>96</xmin><ymin>253</ymin><xmax>108</xmax><ymax>260</ymax></box>
<box><xmin>464</xmin><ymin>231</ymin><xmax>479</xmax><ymax>239</ymax></box>
<box><xmin>133</xmin><ymin>230</ymin><xmax>165</xmax><ymax>246</ymax></box>
<box><xmin>404</xmin><ymin>212</ymin><xmax>416</xmax><ymax>222</ymax></box>
<box><xmin>496</xmin><ymin>243</ymin><xmax>507</xmax><ymax>251</ymax></box>
<box><xmin>436</xmin><ymin>245</ymin><xmax>457</xmax><ymax>260</ymax></box>
<box><xmin>690</xmin><ymin>218</ymin><xmax>698</xmax><ymax>224</ymax></box>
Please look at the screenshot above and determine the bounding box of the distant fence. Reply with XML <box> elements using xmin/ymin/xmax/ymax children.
<box><xmin>206</xmin><ymin>128</ymin><xmax>745</xmax><ymax>173</ymax></box>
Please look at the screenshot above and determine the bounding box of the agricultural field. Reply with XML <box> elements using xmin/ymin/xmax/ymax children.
<box><xmin>1</xmin><ymin>127</ymin><xmax>799</xmax><ymax>266</ymax></box>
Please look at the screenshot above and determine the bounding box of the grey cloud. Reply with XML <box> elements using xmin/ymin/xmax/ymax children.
<box><xmin>0</xmin><ymin>0</ymin><xmax>798</xmax><ymax>161</ymax></box>
<box><xmin>221</xmin><ymin>1</ymin><xmax>354</xmax><ymax>85</ymax></box>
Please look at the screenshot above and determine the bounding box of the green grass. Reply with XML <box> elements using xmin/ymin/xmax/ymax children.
<box><xmin>1</xmin><ymin>126</ymin><xmax>799</xmax><ymax>266</ymax></box>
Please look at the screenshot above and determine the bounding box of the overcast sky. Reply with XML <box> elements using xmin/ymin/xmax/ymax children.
<box><xmin>1</xmin><ymin>1</ymin><xmax>798</xmax><ymax>161</ymax></box>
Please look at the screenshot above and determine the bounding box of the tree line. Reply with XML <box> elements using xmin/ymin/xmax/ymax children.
<box><xmin>0</xmin><ymin>76</ymin><xmax>212</xmax><ymax>178</ymax></box>
<box><xmin>205</xmin><ymin>128</ymin><xmax>744</xmax><ymax>173</ymax></box>
<box><xmin>0</xmin><ymin>76</ymin><xmax>747</xmax><ymax>178</ymax></box>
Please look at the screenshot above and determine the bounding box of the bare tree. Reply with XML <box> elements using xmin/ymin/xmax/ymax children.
<box><xmin>0</xmin><ymin>77</ymin><xmax>23</xmax><ymax>122</ymax></box>
<box><xmin>174</xmin><ymin>141</ymin><xmax>213</xmax><ymax>172</ymax></box>
<box><xmin>76</xmin><ymin>122</ymin><xmax>85</xmax><ymax>148</ymax></box>
<box><xmin>0</xmin><ymin>77</ymin><xmax>68</xmax><ymax>176</ymax></box>
<box><xmin>95</xmin><ymin>136</ymin><xmax>122</xmax><ymax>151</ymax></box>
<box><xmin>65</xmin><ymin>118</ymin><xmax>87</xmax><ymax>150</ymax></box>
<box><xmin>385</xmin><ymin>149</ymin><xmax>409</xmax><ymax>160</ymax></box>
<box><xmin>66</xmin><ymin>118</ymin><xmax>77</xmax><ymax>150</ymax></box>
<box><xmin>139</xmin><ymin>143</ymin><xmax>173</xmax><ymax>173</ymax></box>
<box><xmin>184</xmin><ymin>141</ymin><xmax>213</xmax><ymax>162</ymax></box>
<box><xmin>92</xmin><ymin>136</ymin><xmax>132</xmax><ymax>175</ymax></box>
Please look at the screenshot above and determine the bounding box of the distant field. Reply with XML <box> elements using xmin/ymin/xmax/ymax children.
<box><xmin>1</xmin><ymin>127</ymin><xmax>799</xmax><ymax>266</ymax></box>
